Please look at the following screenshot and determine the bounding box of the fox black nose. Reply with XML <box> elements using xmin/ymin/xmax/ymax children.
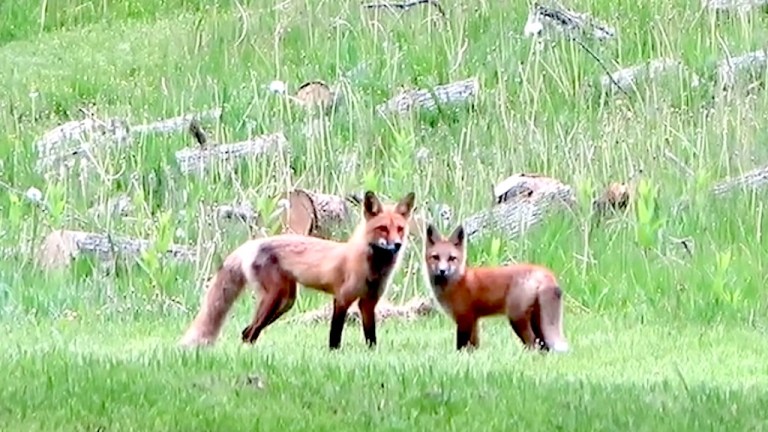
<box><xmin>391</xmin><ymin>242</ymin><xmax>402</xmax><ymax>253</ymax></box>
<box><xmin>437</xmin><ymin>268</ymin><xmax>447</xmax><ymax>276</ymax></box>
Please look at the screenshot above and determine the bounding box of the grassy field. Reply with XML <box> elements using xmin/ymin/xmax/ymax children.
<box><xmin>1</xmin><ymin>0</ymin><xmax>768</xmax><ymax>430</ymax></box>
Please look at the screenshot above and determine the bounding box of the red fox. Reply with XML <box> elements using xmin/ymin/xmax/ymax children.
<box><xmin>178</xmin><ymin>190</ymin><xmax>416</xmax><ymax>350</ymax></box>
<box><xmin>423</xmin><ymin>224</ymin><xmax>569</xmax><ymax>353</ymax></box>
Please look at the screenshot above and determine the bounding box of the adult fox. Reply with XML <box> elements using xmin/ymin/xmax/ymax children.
<box><xmin>179</xmin><ymin>190</ymin><xmax>416</xmax><ymax>350</ymax></box>
<box><xmin>423</xmin><ymin>223</ymin><xmax>569</xmax><ymax>352</ymax></box>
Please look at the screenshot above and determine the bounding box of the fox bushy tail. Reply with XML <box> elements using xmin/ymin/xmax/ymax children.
<box><xmin>536</xmin><ymin>284</ymin><xmax>570</xmax><ymax>353</ymax></box>
<box><xmin>179</xmin><ymin>257</ymin><xmax>249</xmax><ymax>347</ymax></box>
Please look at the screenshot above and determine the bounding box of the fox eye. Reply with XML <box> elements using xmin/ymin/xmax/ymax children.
<box><xmin>448</xmin><ymin>255</ymin><xmax>457</xmax><ymax>262</ymax></box>
<box><xmin>396</xmin><ymin>225</ymin><xmax>404</xmax><ymax>234</ymax></box>
<box><xmin>430</xmin><ymin>254</ymin><xmax>440</xmax><ymax>261</ymax></box>
<box><xmin>376</xmin><ymin>226</ymin><xmax>389</xmax><ymax>234</ymax></box>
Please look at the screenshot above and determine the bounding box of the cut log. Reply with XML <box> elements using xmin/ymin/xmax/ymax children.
<box><xmin>716</xmin><ymin>49</ymin><xmax>768</xmax><ymax>93</ymax></box>
<box><xmin>376</xmin><ymin>77</ymin><xmax>479</xmax><ymax>115</ymax></box>
<box><xmin>129</xmin><ymin>107</ymin><xmax>222</xmax><ymax>135</ymax></box>
<box><xmin>523</xmin><ymin>1</ymin><xmax>616</xmax><ymax>42</ymax></box>
<box><xmin>175</xmin><ymin>132</ymin><xmax>289</xmax><ymax>175</ymax></box>
<box><xmin>465</xmin><ymin>178</ymin><xmax>576</xmax><ymax>240</ymax></box>
<box><xmin>711</xmin><ymin>164</ymin><xmax>768</xmax><ymax>196</ymax></box>
<box><xmin>703</xmin><ymin>0</ymin><xmax>768</xmax><ymax>13</ymax></box>
<box><xmin>598</xmin><ymin>57</ymin><xmax>700</xmax><ymax>96</ymax></box>
<box><xmin>493</xmin><ymin>173</ymin><xmax>574</xmax><ymax>205</ymax></box>
<box><xmin>278</xmin><ymin>189</ymin><xmax>360</xmax><ymax>238</ymax></box>
<box><xmin>289</xmin><ymin>296</ymin><xmax>435</xmax><ymax>324</ymax></box>
<box><xmin>35</xmin><ymin>107</ymin><xmax>222</xmax><ymax>174</ymax></box>
<box><xmin>37</xmin><ymin>229</ymin><xmax>197</xmax><ymax>270</ymax></box>
<box><xmin>215</xmin><ymin>203</ymin><xmax>261</xmax><ymax>226</ymax></box>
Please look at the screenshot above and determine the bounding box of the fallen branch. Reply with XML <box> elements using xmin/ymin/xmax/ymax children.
<box><xmin>711</xmin><ymin>163</ymin><xmax>768</xmax><ymax>196</ymax></box>
<box><xmin>466</xmin><ymin>176</ymin><xmax>577</xmax><ymax>240</ymax></box>
<box><xmin>35</xmin><ymin>107</ymin><xmax>222</xmax><ymax>174</ymax></box>
<box><xmin>278</xmin><ymin>189</ymin><xmax>361</xmax><ymax>239</ymax></box>
<box><xmin>703</xmin><ymin>0</ymin><xmax>768</xmax><ymax>13</ymax></box>
<box><xmin>288</xmin><ymin>296</ymin><xmax>435</xmax><ymax>324</ymax></box>
<box><xmin>493</xmin><ymin>173</ymin><xmax>575</xmax><ymax>205</ymax></box>
<box><xmin>362</xmin><ymin>0</ymin><xmax>446</xmax><ymax>18</ymax></box>
<box><xmin>716</xmin><ymin>49</ymin><xmax>768</xmax><ymax>93</ymax></box>
<box><xmin>598</xmin><ymin>57</ymin><xmax>697</xmax><ymax>96</ymax></box>
<box><xmin>36</xmin><ymin>229</ymin><xmax>197</xmax><ymax>270</ymax></box>
<box><xmin>523</xmin><ymin>1</ymin><xmax>616</xmax><ymax>42</ymax></box>
<box><xmin>376</xmin><ymin>77</ymin><xmax>479</xmax><ymax>116</ymax></box>
<box><xmin>175</xmin><ymin>132</ymin><xmax>289</xmax><ymax>175</ymax></box>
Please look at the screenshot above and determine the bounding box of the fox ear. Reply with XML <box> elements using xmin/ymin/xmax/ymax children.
<box><xmin>448</xmin><ymin>225</ymin><xmax>465</xmax><ymax>247</ymax></box>
<box><xmin>425</xmin><ymin>223</ymin><xmax>441</xmax><ymax>246</ymax></box>
<box><xmin>395</xmin><ymin>192</ymin><xmax>416</xmax><ymax>218</ymax></box>
<box><xmin>363</xmin><ymin>190</ymin><xmax>383</xmax><ymax>219</ymax></box>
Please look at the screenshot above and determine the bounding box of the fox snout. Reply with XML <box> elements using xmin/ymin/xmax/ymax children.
<box><xmin>376</xmin><ymin>238</ymin><xmax>402</xmax><ymax>253</ymax></box>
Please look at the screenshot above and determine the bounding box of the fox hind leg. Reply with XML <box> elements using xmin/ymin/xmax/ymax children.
<box><xmin>241</xmin><ymin>261</ymin><xmax>297</xmax><ymax>345</ymax></box>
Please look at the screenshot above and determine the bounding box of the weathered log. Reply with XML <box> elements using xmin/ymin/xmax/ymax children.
<box><xmin>716</xmin><ymin>49</ymin><xmax>768</xmax><ymax>93</ymax></box>
<box><xmin>129</xmin><ymin>107</ymin><xmax>222</xmax><ymax>135</ymax></box>
<box><xmin>215</xmin><ymin>203</ymin><xmax>261</xmax><ymax>226</ymax></box>
<box><xmin>598</xmin><ymin>57</ymin><xmax>700</xmax><ymax>96</ymax></box>
<box><xmin>493</xmin><ymin>173</ymin><xmax>575</xmax><ymax>205</ymax></box>
<box><xmin>37</xmin><ymin>229</ymin><xmax>196</xmax><ymax>270</ymax></box>
<box><xmin>376</xmin><ymin>77</ymin><xmax>479</xmax><ymax>115</ymax></box>
<box><xmin>175</xmin><ymin>132</ymin><xmax>289</xmax><ymax>175</ymax></box>
<box><xmin>289</xmin><ymin>296</ymin><xmax>435</xmax><ymax>324</ymax></box>
<box><xmin>362</xmin><ymin>0</ymin><xmax>446</xmax><ymax>18</ymax></box>
<box><xmin>35</xmin><ymin>107</ymin><xmax>222</xmax><ymax>174</ymax></box>
<box><xmin>466</xmin><ymin>177</ymin><xmax>577</xmax><ymax>240</ymax></box>
<box><xmin>523</xmin><ymin>1</ymin><xmax>615</xmax><ymax>42</ymax></box>
<box><xmin>87</xmin><ymin>194</ymin><xmax>134</xmax><ymax>219</ymax></box>
<box><xmin>703</xmin><ymin>0</ymin><xmax>768</xmax><ymax>13</ymax></box>
<box><xmin>711</xmin><ymin>163</ymin><xmax>768</xmax><ymax>196</ymax></box>
<box><xmin>278</xmin><ymin>189</ymin><xmax>360</xmax><ymax>239</ymax></box>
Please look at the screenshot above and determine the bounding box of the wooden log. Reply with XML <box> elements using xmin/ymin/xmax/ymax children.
<box><xmin>465</xmin><ymin>175</ymin><xmax>577</xmax><ymax>240</ymax></box>
<box><xmin>523</xmin><ymin>1</ymin><xmax>615</xmax><ymax>42</ymax></box>
<box><xmin>278</xmin><ymin>189</ymin><xmax>360</xmax><ymax>239</ymax></box>
<box><xmin>376</xmin><ymin>77</ymin><xmax>479</xmax><ymax>116</ymax></box>
<box><xmin>37</xmin><ymin>229</ymin><xmax>196</xmax><ymax>270</ymax></box>
<box><xmin>703</xmin><ymin>0</ymin><xmax>768</xmax><ymax>13</ymax></box>
<box><xmin>716</xmin><ymin>49</ymin><xmax>768</xmax><ymax>93</ymax></box>
<box><xmin>361</xmin><ymin>0</ymin><xmax>446</xmax><ymax>18</ymax></box>
<box><xmin>493</xmin><ymin>173</ymin><xmax>575</xmax><ymax>205</ymax></box>
<box><xmin>711</xmin><ymin>164</ymin><xmax>768</xmax><ymax>196</ymax></box>
<box><xmin>598</xmin><ymin>57</ymin><xmax>698</xmax><ymax>96</ymax></box>
<box><xmin>129</xmin><ymin>107</ymin><xmax>222</xmax><ymax>135</ymax></box>
<box><xmin>174</xmin><ymin>132</ymin><xmax>289</xmax><ymax>175</ymax></box>
<box><xmin>288</xmin><ymin>295</ymin><xmax>435</xmax><ymax>324</ymax></box>
<box><xmin>35</xmin><ymin>107</ymin><xmax>222</xmax><ymax>174</ymax></box>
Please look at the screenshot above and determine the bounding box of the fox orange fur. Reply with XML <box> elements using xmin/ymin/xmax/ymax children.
<box><xmin>179</xmin><ymin>190</ymin><xmax>416</xmax><ymax>350</ymax></box>
<box><xmin>423</xmin><ymin>224</ymin><xmax>570</xmax><ymax>353</ymax></box>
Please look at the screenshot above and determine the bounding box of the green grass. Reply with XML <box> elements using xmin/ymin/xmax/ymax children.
<box><xmin>1</xmin><ymin>0</ymin><xmax>768</xmax><ymax>429</ymax></box>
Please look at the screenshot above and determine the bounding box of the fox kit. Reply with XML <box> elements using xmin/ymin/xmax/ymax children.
<box><xmin>179</xmin><ymin>190</ymin><xmax>416</xmax><ymax>350</ymax></box>
<box><xmin>423</xmin><ymin>224</ymin><xmax>569</xmax><ymax>353</ymax></box>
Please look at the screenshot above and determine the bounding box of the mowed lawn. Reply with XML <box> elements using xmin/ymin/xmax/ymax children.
<box><xmin>1</xmin><ymin>313</ymin><xmax>767</xmax><ymax>431</ymax></box>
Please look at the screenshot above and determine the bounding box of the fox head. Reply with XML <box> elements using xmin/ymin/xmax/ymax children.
<box><xmin>362</xmin><ymin>190</ymin><xmax>416</xmax><ymax>254</ymax></box>
<box><xmin>424</xmin><ymin>224</ymin><xmax>467</xmax><ymax>286</ymax></box>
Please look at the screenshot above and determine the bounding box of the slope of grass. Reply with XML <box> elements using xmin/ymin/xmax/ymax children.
<box><xmin>1</xmin><ymin>0</ymin><xmax>768</xmax><ymax>429</ymax></box>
